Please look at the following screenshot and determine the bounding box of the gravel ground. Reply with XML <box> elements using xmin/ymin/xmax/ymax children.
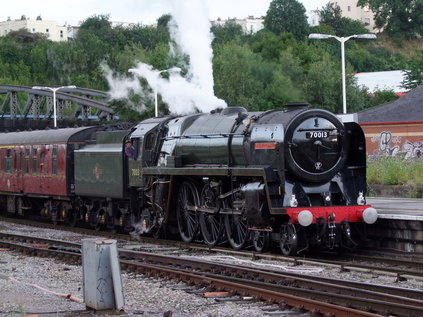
<box><xmin>0</xmin><ymin>222</ymin><xmax>286</xmax><ymax>317</ymax></box>
<box><xmin>1</xmin><ymin>220</ymin><xmax>422</xmax><ymax>316</ymax></box>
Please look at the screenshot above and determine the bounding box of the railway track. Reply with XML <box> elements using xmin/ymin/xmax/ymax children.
<box><xmin>1</xmin><ymin>231</ymin><xmax>422</xmax><ymax>317</ymax></box>
<box><xmin>1</xmin><ymin>216</ymin><xmax>423</xmax><ymax>279</ymax></box>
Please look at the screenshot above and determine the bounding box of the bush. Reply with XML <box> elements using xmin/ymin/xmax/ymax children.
<box><xmin>367</xmin><ymin>156</ymin><xmax>423</xmax><ymax>186</ymax></box>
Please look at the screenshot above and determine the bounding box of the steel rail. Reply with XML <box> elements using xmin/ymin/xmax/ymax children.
<box><xmin>0</xmin><ymin>237</ymin><xmax>380</xmax><ymax>317</ymax></box>
<box><xmin>1</xmin><ymin>216</ymin><xmax>422</xmax><ymax>279</ymax></box>
<box><xmin>1</xmin><ymin>233</ymin><xmax>423</xmax><ymax>316</ymax></box>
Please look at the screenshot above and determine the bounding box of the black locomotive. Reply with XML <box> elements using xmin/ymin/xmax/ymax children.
<box><xmin>0</xmin><ymin>105</ymin><xmax>377</xmax><ymax>255</ymax></box>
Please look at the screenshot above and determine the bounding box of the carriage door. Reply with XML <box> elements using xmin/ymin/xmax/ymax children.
<box><xmin>17</xmin><ymin>148</ymin><xmax>24</xmax><ymax>192</ymax></box>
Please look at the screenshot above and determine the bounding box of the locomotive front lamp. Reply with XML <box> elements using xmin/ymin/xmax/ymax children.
<box><xmin>298</xmin><ymin>209</ymin><xmax>313</xmax><ymax>227</ymax></box>
<box><xmin>308</xmin><ymin>33</ymin><xmax>377</xmax><ymax>114</ymax></box>
<box><xmin>362</xmin><ymin>207</ymin><xmax>378</xmax><ymax>224</ymax></box>
<box><xmin>32</xmin><ymin>85</ymin><xmax>77</xmax><ymax>128</ymax></box>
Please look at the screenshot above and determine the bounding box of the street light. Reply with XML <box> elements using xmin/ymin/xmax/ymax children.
<box><xmin>154</xmin><ymin>67</ymin><xmax>181</xmax><ymax>117</ymax></box>
<box><xmin>309</xmin><ymin>33</ymin><xmax>376</xmax><ymax>114</ymax></box>
<box><xmin>32</xmin><ymin>85</ymin><xmax>77</xmax><ymax>127</ymax></box>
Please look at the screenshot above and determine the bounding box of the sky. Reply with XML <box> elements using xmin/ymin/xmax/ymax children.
<box><xmin>3</xmin><ymin>0</ymin><xmax>328</xmax><ymax>26</ymax></box>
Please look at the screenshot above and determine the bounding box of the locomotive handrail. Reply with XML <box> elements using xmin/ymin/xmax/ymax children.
<box><xmin>297</xmin><ymin>128</ymin><xmax>337</xmax><ymax>132</ymax></box>
<box><xmin>163</xmin><ymin>133</ymin><xmax>245</xmax><ymax>140</ymax></box>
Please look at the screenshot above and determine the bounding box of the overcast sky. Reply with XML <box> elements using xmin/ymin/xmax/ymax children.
<box><xmin>4</xmin><ymin>0</ymin><xmax>328</xmax><ymax>26</ymax></box>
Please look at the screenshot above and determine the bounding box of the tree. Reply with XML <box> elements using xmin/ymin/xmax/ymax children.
<box><xmin>213</xmin><ymin>43</ymin><xmax>262</xmax><ymax>107</ymax></box>
<box><xmin>6</xmin><ymin>28</ymin><xmax>46</xmax><ymax>43</ymax></box>
<box><xmin>75</xmin><ymin>15</ymin><xmax>114</xmax><ymax>72</ymax></box>
<box><xmin>78</xmin><ymin>14</ymin><xmax>113</xmax><ymax>40</ymax></box>
<box><xmin>213</xmin><ymin>42</ymin><xmax>301</xmax><ymax>110</ymax></box>
<box><xmin>249</xmin><ymin>30</ymin><xmax>288</xmax><ymax>61</ymax></box>
<box><xmin>357</xmin><ymin>0</ymin><xmax>423</xmax><ymax>38</ymax></box>
<box><xmin>303</xmin><ymin>54</ymin><xmax>341</xmax><ymax>112</ymax></box>
<box><xmin>402</xmin><ymin>50</ymin><xmax>423</xmax><ymax>90</ymax></box>
<box><xmin>319</xmin><ymin>3</ymin><xmax>344</xmax><ymax>32</ymax></box>
<box><xmin>264</xmin><ymin>0</ymin><xmax>309</xmax><ymax>40</ymax></box>
<box><xmin>157</xmin><ymin>14</ymin><xmax>172</xmax><ymax>28</ymax></box>
<box><xmin>319</xmin><ymin>3</ymin><xmax>369</xmax><ymax>36</ymax></box>
<box><xmin>211</xmin><ymin>21</ymin><xmax>244</xmax><ymax>47</ymax></box>
<box><xmin>369</xmin><ymin>89</ymin><xmax>399</xmax><ymax>107</ymax></box>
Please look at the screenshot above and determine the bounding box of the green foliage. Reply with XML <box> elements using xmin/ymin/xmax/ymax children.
<box><xmin>213</xmin><ymin>41</ymin><xmax>301</xmax><ymax>110</ymax></box>
<box><xmin>310</xmin><ymin>24</ymin><xmax>336</xmax><ymax>36</ymax></box>
<box><xmin>6</xmin><ymin>28</ymin><xmax>46</xmax><ymax>43</ymax></box>
<box><xmin>126</xmin><ymin>23</ymin><xmax>170</xmax><ymax>50</ymax></box>
<box><xmin>367</xmin><ymin>156</ymin><xmax>423</xmax><ymax>188</ymax></box>
<box><xmin>211</xmin><ymin>21</ymin><xmax>244</xmax><ymax>47</ymax></box>
<box><xmin>264</xmin><ymin>0</ymin><xmax>309</xmax><ymax>40</ymax></box>
<box><xmin>78</xmin><ymin>14</ymin><xmax>113</xmax><ymax>40</ymax></box>
<box><xmin>109</xmin><ymin>99</ymin><xmax>149</xmax><ymax>122</ymax></box>
<box><xmin>347</xmin><ymin>44</ymin><xmax>386</xmax><ymax>72</ymax></box>
<box><xmin>358</xmin><ymin>0</ymin><xmax>423</xmax><ymax>38</ymax></box>
<box><xmin>319</xmin><ymin>3</ymin><xmax>369</xmax><ymax>37</ymax></box>
<box><xmin>249</xmin><ymin>30</ymin><xmax>288</xmax><ymax>61</ymax></box>
<box><xmin>402</xmin><ymin>50</ymin><xmax>423</xmax><ymax>90</ymax></box>
<box><xmin>0</xmin><ymin>9</ymin><xmax>416</xmax><ymax>119</ymax></box>
<box><xmin>319</xmin><ymin>3</ymin><xmax>344</xmax><ymax>32</ymax></box>
<box><xmin>369</xmin><ymin>89</ymin><xmax>399</xmax><ymax>107</ymax></box>
<box><xmin>157</xmin><ymin>14</ymin><xmax>172</xmax><ymax>28</ymax></box>
<box><xmin>302</xmin><ymin>53</ymin><xmax>341</xmax><ymax>112</ymax></box>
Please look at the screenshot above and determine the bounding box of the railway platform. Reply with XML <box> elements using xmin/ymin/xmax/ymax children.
<box><xmin>367</xmin><ymin>197</ymin><xmax>423</xmax><ymax>221</ymax></box>
<box><xmin>366</xmin><ymin>197</ymin><xmax>423</xmax><ymax>253</ymax></box>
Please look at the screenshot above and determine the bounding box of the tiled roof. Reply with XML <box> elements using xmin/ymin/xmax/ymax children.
<box><xmin>358</xmin><ymin>85</ymin><xmax>423</xmax><ymax>123</ymax></box>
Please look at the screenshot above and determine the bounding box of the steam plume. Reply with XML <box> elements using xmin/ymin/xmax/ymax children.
<box><xmin>106</xmin><ymin>0</ymin><xmax>226</xmax><ymax>114</ymax></box>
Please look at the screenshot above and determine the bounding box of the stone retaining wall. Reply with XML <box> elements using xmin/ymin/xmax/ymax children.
<box><xmin>368</xmin><ymin>184</ymin><xmax>423</xmax><ymax>198</ymax></box>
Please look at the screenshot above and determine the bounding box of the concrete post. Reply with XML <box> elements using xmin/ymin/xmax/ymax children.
<box><xmin>82</xmin><ymin>239</ymin><xmax>124</xmax><ymax>311</ymax></box>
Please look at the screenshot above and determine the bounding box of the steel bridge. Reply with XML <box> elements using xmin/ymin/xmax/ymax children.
<box><xmin>0</xmin><ymin>85</ymin><xmax>115</xmax><ymax>131</ymax></box>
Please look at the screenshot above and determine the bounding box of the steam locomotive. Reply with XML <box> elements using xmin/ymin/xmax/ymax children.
<box><xmin>0</xmin><ymin>105</ymin><xmax>377</xmax><ymax>255</ymax></box>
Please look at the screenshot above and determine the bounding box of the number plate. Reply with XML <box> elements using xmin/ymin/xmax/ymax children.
<box><xmin>306</xmin><ymin>131</ymin><xmax>329</xmax><ymax>139</ymax></box>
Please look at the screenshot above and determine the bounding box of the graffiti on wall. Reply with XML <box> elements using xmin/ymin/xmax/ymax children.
<box><xmin>371</xmin><ymin>131</ymin><xmax>400</xmax><ymax>156</ymax></box>
<box><xmin>404</xmin><ymin>141</ymin><xmax>423</xmax><ymax>159</ymax></box>
<box><xmin>371</xmin><ymin>131</ymin><xmax>423</xmax><ymax>158</ymax></box>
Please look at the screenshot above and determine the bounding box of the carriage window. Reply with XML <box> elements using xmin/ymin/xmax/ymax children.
<box><xmin>5</xmin><ymin>149</ymin><xmax>12</xmax><ymax>173</ymax></box>
<box><xmin>52</xmin><ymin>147</ymin><xmax>57</xmax><ymax>175</ymax></box>
<box><xmin>40</xmin><ymin>152</ymin><xmax>45</xmax><ymax>173</ymax></box>
<box><xmin>32</xmin><ymin>149</ymin><xmax>37</xmax><ymax>174</ymax></box>
<box><xmin>13</xmin><ymin>150</ymin><xmax>17</xmax><ymax>171</ymax></box>
<box><xmin>25</xmin><ymin>149</ymin><xmax>30</xmax><ymax>174</ymax></box>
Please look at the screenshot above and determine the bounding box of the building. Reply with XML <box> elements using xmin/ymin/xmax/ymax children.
<box><xmin>331</xmin><ymin>0</ymin><xmax>378</xmax><ymax>32</ymax></box>
<box><xmin>358</xmin><ymin>85</ymin><xmax>423</xmax><ymax>159</ymax></box>
<box><xmin>0</xmin><ymin>15</ymin><xmax>68</xmax><ymax>42</ymax></box>
<box><xmin>211</xmin><ymin>16</ymin><xmax>264</xmax><ymax>34</ymax></box>
<box><xmin>308</xmin><ymin>8</ymin><xmax>321</xmax><ymax>27</ymax></box>
<box><xmin>354</xmin><ymin>70</ymin><xmax>408</xmax><ymax>95</ymax></box>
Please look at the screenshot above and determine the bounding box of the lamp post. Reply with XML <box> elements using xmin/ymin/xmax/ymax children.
<box><xmin>308</xmin><ymin>33</ymin><xmax>376</xmax><ymax>114</ymax></box>
<box><xmin>154</xmin><ymin>67</ymin><xmax>181</xmax><ymax>117</ymax></box>
<box><xmin>32</xmin><ymin>85</ymin><xmax>76</xmax><ymax>127</ymax></box>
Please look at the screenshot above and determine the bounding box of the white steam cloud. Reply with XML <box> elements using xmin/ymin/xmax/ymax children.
<box><xmin>106</xmin><ymin>0</ymin><xmax>226</xmax><ymax>114</ymax></box>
